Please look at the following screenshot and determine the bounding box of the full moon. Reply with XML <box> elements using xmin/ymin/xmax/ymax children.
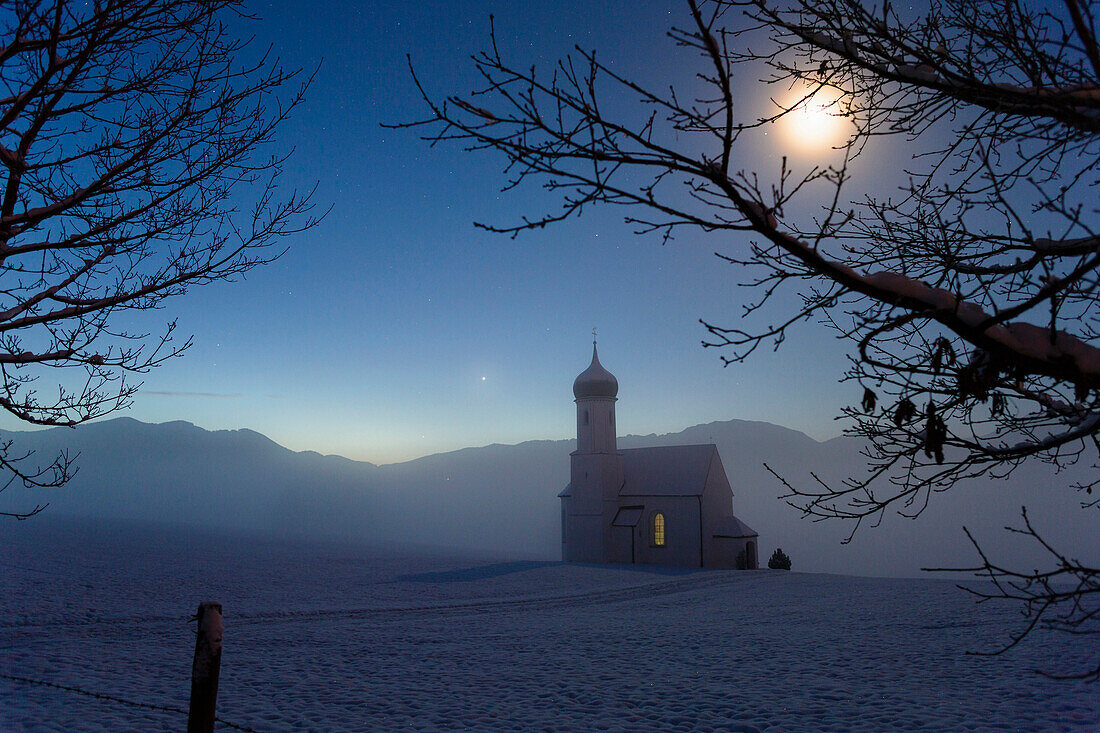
<box><xmin>778</xmin><ymin>87</ymin><xmax>853</xmax><ymax>153</ymax></box>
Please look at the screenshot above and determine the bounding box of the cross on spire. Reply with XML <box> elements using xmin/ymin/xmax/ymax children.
<box><xmin>592</xmin><ymin>327</ymin><xmax>598</xmax><ymax>345</ymax></box>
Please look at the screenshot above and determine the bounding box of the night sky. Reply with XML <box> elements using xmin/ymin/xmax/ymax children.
<box><xmin>5</xmin><ymin>1</ymin><xmax>897</xmax><ymax>463</ymax></box>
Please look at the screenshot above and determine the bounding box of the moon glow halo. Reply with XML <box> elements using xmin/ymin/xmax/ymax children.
<box><xmin>779</xmin><ymin>88</ymin><xmax>853</xmax><ymax>152</ymax></box>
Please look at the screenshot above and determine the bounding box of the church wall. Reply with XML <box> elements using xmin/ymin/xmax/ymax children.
<box><xmin>569</xmin><ymin>453</ymin><xmax>623</xmax><ymax>514</ymax></box>
<box><xmin>560</xmin><ymin>496</ymin><xmax>569</xmax><ymax>559</ymax></box>
<box><xmin>701</xmin><ymin>452</ymin><xmax>740</xmax><ymax>568</ymax></box>
<box><xmin>607</xmin><ymin>525</ymin><xmax>634</xmax><ymax>564</ymax></box>
<box><xmin>710</xmin><ymin>537</ymin><xmax>750</xmax><ymax>569</ymax></box>
<box><xmin>575</xmin><ymin>397</ymin><xmax>617</xmax><ymax>454</ymax></box>
<box><xmin>563</xmin><ymin>512</ymin><xmax>604</xmax><ymax>562</ymax></box>
<box><xmin>630</xmin><ymin>497</ymin><xmax>702</xmax><ymax>567</ymax></box>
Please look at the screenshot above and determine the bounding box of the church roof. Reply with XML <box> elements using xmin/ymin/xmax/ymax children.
<box><xmin>712</xmin><ymin>515</ymin><xmax>758</xmax><ymax>538</ymax></box>
<box><xmin>618</xmin><ymin>444</ymin><xmax>717</xmax><ymax>496</ymax></box>
<box><xmin>573</xmin><ymin>343</ymin><xmax>618</xmax><ymax>399</ymax></box>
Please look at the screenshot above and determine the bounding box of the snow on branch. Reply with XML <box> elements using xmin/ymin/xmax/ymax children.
<box><xmin>750</xmin><ymin>216</ymin><xmax>1100</xmax><ymax>387</ymax></box>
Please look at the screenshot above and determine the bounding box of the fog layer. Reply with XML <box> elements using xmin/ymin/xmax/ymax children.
<box><xmin>1</xmin><ymin>417</ymin><xmax>1093</xmax><ymax>577</ymax></box>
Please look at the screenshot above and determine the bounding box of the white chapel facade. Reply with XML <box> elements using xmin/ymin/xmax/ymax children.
<box><xmin>559</xmin><ymin>343</ymin><xmax>759</xmax><ymax>569</ymax></box>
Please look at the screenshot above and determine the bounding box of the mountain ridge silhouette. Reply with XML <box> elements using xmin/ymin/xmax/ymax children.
<box><xmin>1</xmin><ymin>416</ymin><xmax>1093</xmax><ymax>577</ymax></box>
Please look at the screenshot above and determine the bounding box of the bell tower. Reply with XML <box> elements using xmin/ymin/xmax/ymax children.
<box><xmin>575</xmin><ymin>342</ymin><xmax>618</xmax><ymax>454</ymax></box>
<box><xmin>562</xmin><ymin>335</ymin><xmax>623</xmax><ymax>562</ymax></box>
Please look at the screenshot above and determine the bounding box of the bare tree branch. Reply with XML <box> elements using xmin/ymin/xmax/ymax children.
<box><xmin>396</xmin><ymin>0</ymin><xmax>1099</xmax><ymax>678</ymax></box>
<box><xmin>0</xmin><ymin>0</ymin><xmax>322</xmax><ymax>514</ymax></box>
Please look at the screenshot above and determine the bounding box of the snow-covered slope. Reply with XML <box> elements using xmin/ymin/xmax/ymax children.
<box><xmin>1</xmin><ymin>518</ymin><xmax>1095</xmax><ymax>732</ymax></box>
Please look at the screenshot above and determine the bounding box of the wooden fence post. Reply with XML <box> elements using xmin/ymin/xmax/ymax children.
<box><xmin>188</xmin><ymin>601</ymin><xmax>223</xmax><ymax>733</ymax></box>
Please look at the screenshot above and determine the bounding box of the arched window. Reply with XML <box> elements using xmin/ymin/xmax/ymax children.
<box><xmin>582</xmin><ymin>409</ymin><xmax>589</xmax><ymax>425</ymax></box>
<box><xmin>652</xmin><ymin>513</ymin><xmax>666</xmax><ymax>547</ymax></box>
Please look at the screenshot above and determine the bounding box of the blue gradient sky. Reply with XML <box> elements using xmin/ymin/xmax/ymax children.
<box><xmin>9</xmin><ymin>1</ymin><xmax>894</xmax><ymax>463</ymax></box>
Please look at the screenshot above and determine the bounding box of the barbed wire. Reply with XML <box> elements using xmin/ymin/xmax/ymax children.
<box><xmin>2</xmin><ymin>612</ymin><xmax>195</xmax><ymax>629</ymax></box>
<box><xmin>0</xmin><ymin>672</ymin><xmax>259</xmax><ymax>732</ymax></box>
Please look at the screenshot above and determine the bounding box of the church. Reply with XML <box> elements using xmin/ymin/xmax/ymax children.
<box><xmin>559</xmin><ymin>343</ymin><xmax>760</xmax><ymax>569</ymax></box>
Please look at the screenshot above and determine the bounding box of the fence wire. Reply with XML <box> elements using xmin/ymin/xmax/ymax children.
<box><xmin>0</xmin><ymin>671</ymin><xmax>259</xmax><ymax>732</ymax></box>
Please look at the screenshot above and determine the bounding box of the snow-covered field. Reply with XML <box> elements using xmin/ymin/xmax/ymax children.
<box><xmin>2</xmin><ymin>518</ymin><xmax>1096</xmax><ymax>732</ymax></box>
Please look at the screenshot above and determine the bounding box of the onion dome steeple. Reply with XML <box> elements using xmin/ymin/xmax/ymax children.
<box><xmin>573</xmin><ymin>340</ymin><xmax>618</xmax><ymax>399</ymax></box>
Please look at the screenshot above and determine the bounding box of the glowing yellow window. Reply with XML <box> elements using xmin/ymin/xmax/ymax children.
<box><xmin>652</xmin><ymin>513</ymin><xmax>665</xmax><ymax>547</ymax></box>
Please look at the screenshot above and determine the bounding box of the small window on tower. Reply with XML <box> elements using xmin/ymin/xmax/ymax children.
<box><xmin>583</xmin><ymin>409</ymin><xmax>589</xmax><ymax>425</ymax></box>
<box><xmin>652</xmin><ymin>513</ymin><xmax>666</xmax><ymax>547</ymax></box>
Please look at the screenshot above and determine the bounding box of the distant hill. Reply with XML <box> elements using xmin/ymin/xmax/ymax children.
<box><xmin>1</xmin><ymin>417</ymin><xmax>1095</xmax><ymax>577</ymax></box>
